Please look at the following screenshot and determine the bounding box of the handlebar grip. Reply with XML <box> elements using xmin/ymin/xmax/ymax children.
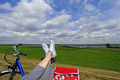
<box><xmin>20</xmin><ymin>52</ymin><xmax>27</xmax><ymax>56</ymax></box>
<box><xmin>19</xmin><ymin>43</ymin><xmax>22</xmax><ymax>45</ymax></box>
<box><xmin>16</xmin><ymin>43</ymin><xmax>22</xmax><ymax>47</ymax></box>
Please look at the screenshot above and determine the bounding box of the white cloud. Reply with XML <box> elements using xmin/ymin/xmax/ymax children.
<box><xmin>0</xmin><ymin>0</ymin><xmax>54</xmax><ymax>44</ymax></box>
<box><xmin>41</xmin><ymin>14</ymin><xmax>71</xmax><ymax>29</ymax></box>
<box><xmin>0</xmin><ymin>0</ymin><xmax>120</xmax><ymax>44</ymax></box>
<box><xmin>77</xmin><ymin>19</ymin><xmax>120</xmax><ymax>42</ymax></box>
<box><xmin>68</xmin><ymin>18</ymin><xmax>87</xmax><ymax>29</ymax></box>
<box><xmin>0</xmin><ymin>0</ymin><xmax>53</xmax><ymax>32</ymax></box>
<box><xmin>84</xmin><ymin>3</ymin><xmax>96</xmax><ymax>11</ymax></box>
<box><xmin>69</xmin><ymin>0</ymin><xmax>81</xmax><ymax>4</ymax></box>
<box><xmin>98</xmin><ymin>0</ymin><xmax>120</xmax><ymax>20</ymax></box>
<box><xmin>0</xmin><ymin>2</ymin><xmax>13</xmax><ymax>10</ymax></box>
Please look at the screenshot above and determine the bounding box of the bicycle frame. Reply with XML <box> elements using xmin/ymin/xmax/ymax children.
<box><xmin>14</xmin><ymin>57</ymin><xmax>25</xmax><ymax>77</ymax></box>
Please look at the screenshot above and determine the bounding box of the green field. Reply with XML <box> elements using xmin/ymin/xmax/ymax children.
<box><xmin>0</xmin><ymin>45</ymin><xmax>120</xmax><ymax>72</ymax></box>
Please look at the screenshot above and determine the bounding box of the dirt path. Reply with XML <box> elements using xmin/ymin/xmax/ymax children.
<box><xmin>0</xmin><ymin>53</ymin><xmax>120</xmax><ymax>80</ymax></box>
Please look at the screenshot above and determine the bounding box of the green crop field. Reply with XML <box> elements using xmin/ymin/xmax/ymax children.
<box><xmin>0</xmin><ymin>45</ymin><xmax>120</xmax><ymax>72</ymax></box>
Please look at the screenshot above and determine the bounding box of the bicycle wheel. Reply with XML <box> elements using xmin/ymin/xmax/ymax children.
<box><xmin>9</xmin><ymin>70</ymin><xmax>14</xmax><ymax>80</ymax></box>
<box><xmin>0</xmin><ymin>70</ymin><xmax>20</xmax><ymax>76</ymax></box>
<box><xmin>0</xmin><ymin>70</ymin><xmax>12</xmax><ymax>76</ymax></box>
<box><xmin>0</xmin><ymin>69</ymin><xmax>20</xmax><ymax>80</ymax></box>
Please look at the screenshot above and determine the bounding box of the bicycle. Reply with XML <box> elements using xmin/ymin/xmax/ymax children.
<box><xmin>0</xmin><ymin>43</ymin><xmax>27</xmax><ymax>80</ymax></box>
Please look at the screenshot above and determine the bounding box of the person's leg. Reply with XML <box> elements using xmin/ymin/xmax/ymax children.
<box><xmin>38</xmin><ymin>40</ymin><xmax>56</xmax><ymax>80</ymax></box>
<box><xmin>38</xmin><ymin>52</ymin><xmax>54</xmax><ymax>80</ymax></box>
<box><xmin>38</xmin><ymin>51</ymin><xmax>53</xmax><ymax>69</ymax></box>
<box><xmin>20</xmin><ymin>40</ymin><xmax>56</xmax><ymax>80</ymax></box>
<box><xmin>39</xmin><ymin>64</ymin><xmax>54</xmax><ymax>80</ymax></box>
<box><xmin>20</xmin><ymin>52</ymin><xmax>53</xmax><ymax>80</ymax></box>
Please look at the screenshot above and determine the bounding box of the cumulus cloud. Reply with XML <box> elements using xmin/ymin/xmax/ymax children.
<box><xmin>0</xmin><ymin>0</ymin><xmax>120</xmax><ymax>44</ymax></box>
<box><xmin>0</xmin><ymin>0</ymin><xmax>52</xmax><ymax>31</ymax></box>
<box><xmin>41</xmin><ymin>14</ymin><xmax>71</xmax><ymax>29</ymax></box>
<box><xmin>84</xmin><ymin>3</ymin><xmax>96</xmax><ymax>11</ymax></box>
<box><xmin>0</xmin><ymin>0</ymin><xmax>53</xmax><ymax>43</ymax></box>
<box><xmin>0</xmin><ymin>2</ymin><xmax>13</xmax><ymax>10</ymax></box>
<box><xmin>76</xmin><ymin>19</ymin><xmax>120</xmax><ymax>43</ymax></box>
<box><xmin>69</xmin><ymin>0</ymin><xmax>81</xmax><ymax>4</ymax></box>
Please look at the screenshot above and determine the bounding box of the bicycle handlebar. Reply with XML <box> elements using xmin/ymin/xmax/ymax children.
<box><xmin>13</xmin><ymin>43</ymin><xmax>27</xmax><ymax>56</ymax></box>
<box><xmin>20</xmin><ymin>52</ymin><xmax>27</xmax><ymax>56</ymax></box>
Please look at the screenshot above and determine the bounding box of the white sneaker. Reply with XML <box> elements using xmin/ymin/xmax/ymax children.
<box><xmin>42</xmin><ymin>43</ymin><xmax>49</xmax><ymax>56</ymax></box>
<box><xmin>50</xmin><ymin>40</ymin><xmax>57</xmax><ymax>58</ymax></box>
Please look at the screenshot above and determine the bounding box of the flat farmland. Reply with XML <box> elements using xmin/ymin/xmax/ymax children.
<box><xmin>0</xmin><ymin>45</ymin><xmax>120</xmax><ymax>80</ymax></box>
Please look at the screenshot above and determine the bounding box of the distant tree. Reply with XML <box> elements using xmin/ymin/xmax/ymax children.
<box><xmin>106</xmin><ymin>43</ymin><xmax>111</xmax><ymax>48</ymax></box>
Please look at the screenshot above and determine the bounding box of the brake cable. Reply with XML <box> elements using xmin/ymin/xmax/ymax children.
<box><xmin>4</xmin><ymin>46</ymin><xmax>13</xmax><ymax>66</ymax></box>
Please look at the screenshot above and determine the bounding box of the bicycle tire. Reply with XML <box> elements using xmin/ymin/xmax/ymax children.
<box><xmin>9</xmin><ymin>70</ymin><xmax>14</xmax><ymax>80</ymax></box>
<box><xmin>0</xmin><ymin>70</ymin><xmax>20</xmax><ymax>76</ymax></box>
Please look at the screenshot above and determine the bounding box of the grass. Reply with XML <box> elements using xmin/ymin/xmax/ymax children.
<box><xmin>0</xmin><ymin>45</ymin><xmax>120</xmax><ymax>72</ymax></box>
<box><xmin>56</xmin><ymin>47</ymin><xmax>120</xmax><ymax>72</ymax></box>
<box><xmin>0</xmin><ymin>45</ymin><xmax>45</xmax><ymax>60</ymax></box>
<box><xmin>0</xmin><ymin>53</ymin><xmax>120</xmax><ymax>80</ymax></box>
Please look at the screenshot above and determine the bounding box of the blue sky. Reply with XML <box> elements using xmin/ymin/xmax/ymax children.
<box><xmin>0</xmin><ymin>0</ymin><xmax>20</xmax><ymax>7</ymax></box>
<box><xmin>0</xmin><ymin>0</ymin><xmax>120</xmax><ymax>44</ymax></box>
